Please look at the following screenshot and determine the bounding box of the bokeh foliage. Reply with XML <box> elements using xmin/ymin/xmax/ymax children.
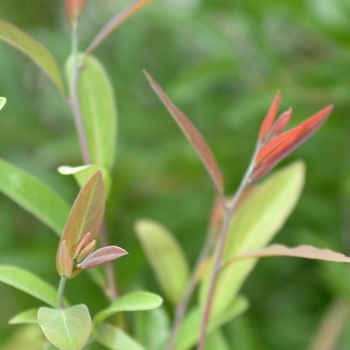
<box><xmin>0</xmin><ymin>0</ymin><xmax>349</xmax><ymax>349</ymax></box>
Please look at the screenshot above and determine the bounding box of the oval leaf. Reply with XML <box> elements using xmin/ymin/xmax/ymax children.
<box><xmin>92</xmin><ymin>323</ymin><xmax>146</xmax><ymax>350</ymax></box>
<box><xmin>0</xmin><ymin>97</ymin><xmax>6</xmax><ymax>110</ymax></box>
<box><xmin>66</xmin><ymin>55</ymin><xmax>117</xmax><ymax>171</ymax></box>
<box><xmin>58</xmin><ymin>164</ymin><xmax>112</xmax><ymax>197</ymax></box>
<box><xmin>144</xmin><ymin>71</ymin><xmax>224</xmax><ymax>200</ymax></box>
<box><xmin>0</xmin><ymin>20</ymin><xmax>65</xmax><ymax>95</ymax></box>
<box><xmin>200</xmin><ymin>161</ymin><xmax>305</xmax><ymax>317</ymax></box>
<box><xmin>135</xmin><ymin>220</ymin><xmax>189</xmax><ymax>304</ymax></box>
<box><xmin>175</xmin><ymin>297</ymin><xmax>249</xmax><ymax>350</ymax></box>
<box><xmin>38</xmin><ymin>304</ymin><xmax>91</xmax><ymax>350</ymax></box>
<box><xmin>0</xmin><ymin>158</ymin><xmax>70</xmax><ymax>235</ymax></box>
<box><xmin>94</xmin><ymin>291</ymin><xmax>163</xmax><ymax>323</ymax></box>
<box><xmin>9</xmin><ymin>308</ymin><xmax>39</xmax><ymax>325</ymax></box>
<box><xmin>0</xmin><ymin>265</ymin><xmax>58</xmax><ymax>307</ymax></box>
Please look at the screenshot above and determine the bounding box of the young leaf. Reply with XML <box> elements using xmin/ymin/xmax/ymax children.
<box><xmin>58</xmin><ymin>164</ymin><xmax>112</xmax><ymax>196</ymax></box>
<box><xmin>64</xmin><ymin>0</ymin><xmax>86</xmax><ymax>26</ymax></box>
<box><xmin>229</xmin><ymin>244</ymin><xmax>350</xmax><ymax>264</ymax></box>
<box><xmin>200</xmin><ymin>161</ymin><xmax>305</xmax><ymax>317</ymax></box>
<box><xmin>38</xmin><ymin>304</ymin><xmax>91</xmax><ymax>350</ymax></box>
<box><xmin>9</xmin><ymin>309</ymin><xmax>39</xmax><ymax>325</ymax></box>
<box><xmin>0</xmin><ymin>20</ymin><xmax>65</xmax><ymax>96</ymax></box>
<box><xmin>135</xmin><ymin>219</ymin><xmax>190</xmax><ymax>304</ymax></box>
<box><xmin>258</xmin><ymin>91</ymin><xmax>280</xmax><ymax>141</ymax></box>
<box><xmin>57</xmin><ymin>170</ymin><xmax>105</xmax><ymax>277</ymax></box>
<box><xmin>0</xmin><ymin>158</ymin><xmax>70</xmax><ymax>236</ymax></box>
<box><xmin>86</xmin><ymin>0</ymin><xmax>153</xmax><ymax>55</ymax></box>
<box><xmin>92</xmin><ymin>323</ymin><xmax>146</xmax><ymax>350</ymax></box>
<box><xmin>144</xmin><ymin>71</ymin><xmax>224</xmax><ymax>199</ymax></box>
<box><xmin>0</xmin><ymin>97</ymin><xmax>6</xmax><ymax>110</ymax></box>
<box><xmin>66</xmin><ymin>55</ymin><xmax>117</xmax><ymax>171</ymax></box>
<box><xmin>0</xmin><ymin>265</ymin><xmax>58</xmax><ymax>307</ymax></box>
<box><xmin>175</xmin><ymin>296</ymin><xmax>249</xmax><ymax>350</ymax></box>
<box><xmin>94</xmin><ymin>291</ymin><xmax>163</xmax><ymax>323</ymax></box>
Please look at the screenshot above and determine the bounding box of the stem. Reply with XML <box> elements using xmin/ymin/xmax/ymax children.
<box><xmin>58</xmin><ymin>277</ymin><xmax>67</xmax><ymax>309</ymax></box>
<box><xmin>196</xmin><ymin>141</ymin><xmax>260</xmax><ymax>350</ymax></box>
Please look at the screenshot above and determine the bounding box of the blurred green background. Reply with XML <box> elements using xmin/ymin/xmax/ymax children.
<box><xmin>0</xmin><ymin>0</ymin><xmax>350</xmax><ymax>349</ymax></box>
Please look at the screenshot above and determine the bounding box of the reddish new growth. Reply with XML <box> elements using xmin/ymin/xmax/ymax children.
<box><xmin>252</xmin><ymin>92</ymin><xmax>333</xmax><ymax>181</ymax></box>
<box><xmin>64</xmin><ymin>0</ymin><xmax>86</xmax><ymax>26</ymax></box>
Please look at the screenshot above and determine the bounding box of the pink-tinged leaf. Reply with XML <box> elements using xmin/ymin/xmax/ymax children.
<box><xmin>73</xmin><ymin>232</ymin><xmax>91</xmax><ymax>259</ymax></box>
<box><xmin>144</xmin><ymin>71</ymin><xmax>225</xmax><ymax>199</ymax></box>
<box><xmin>57</xmin><ymin>240</ymin><xmax>73</xmax><ymax>278</ymax></box>
<box><xmin>258</xmin><ymin>91</ymin><xmax>280</xmax><ymax>141</ymax></box>
<box><xmin>76</xmin><ymin>239</ymin><xmax>96</xmax><ymax>263</ymax></box>
<box><xmin>86</xmin><ymin>0</ymin><xmax>153</xmax><ymax>55</ymax></box>
<box><xmin>267</xmin><ymin>108</ymin><xmax>292</xmax><ymax>139</ymax></box>
<box><xmin>226</xmin><ymin>244</ymin><xmax>350</xmax><ymax>265</ymax></box>
<box><xmin>56</xmin><ymin>171</ymin><xmax>105</xmax><ymax>275</ymax></box>
<box><xmin>79</xmin><ymin>246</ymin><xmax>128</xmax><ymax>270</ymax></box>
<box><xmin>64</xmin><ymin>0</ymin><xmax>86</xmax><ymax>26</ymax></box>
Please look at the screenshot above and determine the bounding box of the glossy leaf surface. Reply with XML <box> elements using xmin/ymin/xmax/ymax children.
<box><xmin>0</xmin><ymin>265</ymin><xmax>58</xmax><ymax>307</ymax></box>
<box><xmin>135</xmin><ymin>219</ymin><xmax>189</xmax><ymax>304</ymax></box>
<box><xmin>66</xmin><ymin>55</ymin><xmax>117</xmax><ymax>171</ymax></box>
<box><xmin>0</xmin><ymin>158</ymin><xmax>70</xmax><ymax>235</ymax></box>
<box><xmin>92</xmin><ymin>323</ymin><xmax>146</xmax><ymax>350</ymax></box>
<box><xmin>38</xmin><ymin>304</ymin><xmax>91</xmax><ymax>350</ymax></box>
<box><xmin>200</xmin><ymin>161</ymin><xmax>305</xmax><ymax>317</ymax></box>
<box><xmin>0</xmin><ymin>20</ymin><xmax>65</xmax><ymax>95</ymax></box>
<box><xmin>0</xmin><ymin>97</ymin><xmax>6</xmax><ymax>110</ymax></box>
<box><xmin>94</xmin><ymin>291</ymin><xmax>163</xmax><ymax>323</ymax></box>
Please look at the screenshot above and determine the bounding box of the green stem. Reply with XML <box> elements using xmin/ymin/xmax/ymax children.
<box><xmin>196</xmin><ymin>141</ymin><xmax>260</xmax><ymax>350</ymax></box>
<box><xmin>58</xmin><ymin>277</ymin><xmax>67</xmax><ymax>309</ymax></box>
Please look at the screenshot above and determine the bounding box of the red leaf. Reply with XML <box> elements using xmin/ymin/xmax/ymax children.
<box><xmin>144</xmin><ymin>71</ymin><xmax>225</xmax><ymax>199</ymax></box>
<box><xmin>64</xmin><ymin>0</ymin><xmax>86</xmax><ymax>26</ymax></box>
<box><xmin>267</xmin><ymin>108</ymin><xmax>292</xmax><ymax>139</ymax></box>
<box><xmin>79</xmin><ymin>246</ymin><xmax>128</xmax><ymax>270</ymax></box>
<box><xmin>258</xmin><ymin>91</ymin><xmax>280</xmax><ymax>141</ymax></box>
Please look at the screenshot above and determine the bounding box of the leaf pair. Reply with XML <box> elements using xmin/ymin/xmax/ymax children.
<box><xmin>56</xmin><ymin>171</ymin><xmax>127</xmax><ymax>279</ymax></box>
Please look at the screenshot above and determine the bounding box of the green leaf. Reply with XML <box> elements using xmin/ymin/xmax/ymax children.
<box><xmin>175</xmin><ymin>296</ymin><xmax>249</xmax><ymax>350</ymax></box>
<box><xmin>38</xmin><ymin>304</ymin><xmax>91</xmax><ymax>350</ymax></box>
<box><xmin>92</xmin><ymin>323</ymin><xmax>146</xmax><ymax>350</ymax></box>
<box><xmin>0</xmin><ymin>157</ymin><xmax>70</xmax><ymax>235</ymax></box>
<box><xmin>0</xmin><ymin>20</ymin><xmax>65</xmax><ymax>95</ymax></box>
<box><xmin>94</xmin><ymin>291</ymin><xmax>163</xmax><ymax>323</ymax></box>
<box><xmin>66</xmin><ymin>54</ymin><xmax>117</xmax><ymax>171</ymax></box>
<box><xmin>9</xmin><ymin>309</ymin><xmax>39</xmax><ymax>325</ymax></box>
<box><xmin>58</xmin><ymin>164</ymin><xmax>112</xmax><ymax>197</ymax></box>
<box><xmin>0</xmin><ymin>265</ymin><xmax>58</xmax><ymax>307</ymax></box>
<box><xmin>57</xmin><ymin>170</ymin><xmax>105</xmax><ymax>278</ymax></box>
<box><xmin>205</xmin><ymin>330</ymin><xmax>230</xmax><ymax>350</ymax></box>
<box><xmin>200</xmin><ymin>161</ymin><xmax>305</xmax><ymax>317</ymax></box>
<box><xmin>0</xmin><ymin>97</ymin><xmax>6</xmax><ymax>110</ymax></box>
<box><xmin>135</xmin><ymin>219</ymin><xmax>190</xmax><ymax>304</ymax></box>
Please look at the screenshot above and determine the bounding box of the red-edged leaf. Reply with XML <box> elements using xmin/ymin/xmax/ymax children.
<box><xmin>267</xmin><ymin>108</ymin><xmax>292</xmax><ymax>139</ymax></box>
<box><xmin>86</xmin><ymin>0</ymin><xmax>153</xmax><ymax>55</ymax></box>
<box><xmin>144</xmin><ymin>71</ymin><xmax>224</xmax><ymax>198</ymax></box>
<box><xmin>79</xmin><ymin>246</ymin><xmax>128</xmax><ymax>270</ymax></box>
<box><xmin>64</xmin><ymin>0</ymin><xmax>86</xmax><ymax>26</ymax></box>
<box><xmin>57</xmin><ymin>240</ymin><xmax>73</xmax><ymax>278</ymax></box>
<box><xmin>56</xmin><ymin>171</ymin><xmax>105</xmax><ymax>273</ymax></box>
<box><xmin>226</xmin><ymin>244</ymin><xmax>350</xmax><ymax>264</ymax></box>
<box><xmin>258</xmin><ymin>91</ymin><xmax>280</xmax><ymax>141</ymax></box>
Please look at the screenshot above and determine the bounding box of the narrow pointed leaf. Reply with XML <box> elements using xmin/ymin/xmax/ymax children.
<box><xmin>0</xmin><ymin>265</ymin><xmax>58</xmax><ymax>307</ymax></box>
<box><xmin>267</xmin><ymin>108</ymin><xmax>292</xmax><ymax>139</ymax></box>
<box><xmin>258</xmin><ymin>91</ymin><xmax>280</xmax><ymax>141</ymax></box>
<box><xmin>200</xmin><ymin>162</ymin><xmax>305</xmax><ymax>317</ymax></box>
<box><xmin>38</xmin><ymin>304</ymin><xmax>91</xmax><ymax>350</ymax></box>
<box><xmin>0</xmin><ymin>158</ymin><xmax>70</xmax><ymax>235</ymax></box>
<box><xmin>86</xmin><ymin>0</ymin><xmax>153</xmax><ymax>55</ymax></box>
<box><xmin>0</xmin><ymin>20</ymin><xmax>65</xmax><ymax>95</ymax></box>
<box><xmin>0</xmin><ymin>97</ymin><xmax>6</xmax><ymax>110</ymax></box>
<box><xmin>135</xmin><ymin>219</ymin><xmax>189</xmax><ymax>304</ymax></box>
<box><xmin>9</xmin><ymin>309</ymin><xmax>39</xmax><ymax>325</ymax></box>
<box><xmin>64</xmin><ymin>0</ymin><xmax>86</xmax><ymax>26</ymax></box>
<box><xmin>58</xmin><ymin>170</ymin><xmax>105</xmax><ymax>261</ymax></box>
<box><xmin>145</xmin><ymin>71</ymin><xmax>224</xmax><ymax>198</ymax></box>
<box><xmin>58</xmin><ymin>164</ymin><xmax>112</xmax><ymax>196</ymax></box>
<box><xmin>229</xmin><ymin>244</ymin><xmax>350</xmax><ymax>264</ymax></box>
<box><xmin>175</xmin><ymin>297</ymin><xmax>249</xmax><ymax>350</ymax></box>
<box><xmin>94</xmin><ymin>291</ymin><xmax>163</xmax><ymax>323</ymax></box>
<box><xmin>92</xmin><ymin>323</ymin><xmax>146</xmax><ymax>350</ymax></box>
<box><xmin>79</xmin><ymin>245</ymin><xmax>128</xmax><ymax>270</ymax></box>
<box><xmin>66</xmin><ymin>55</ymin><xmax>117</xmax><ymax>170</ymax></box>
